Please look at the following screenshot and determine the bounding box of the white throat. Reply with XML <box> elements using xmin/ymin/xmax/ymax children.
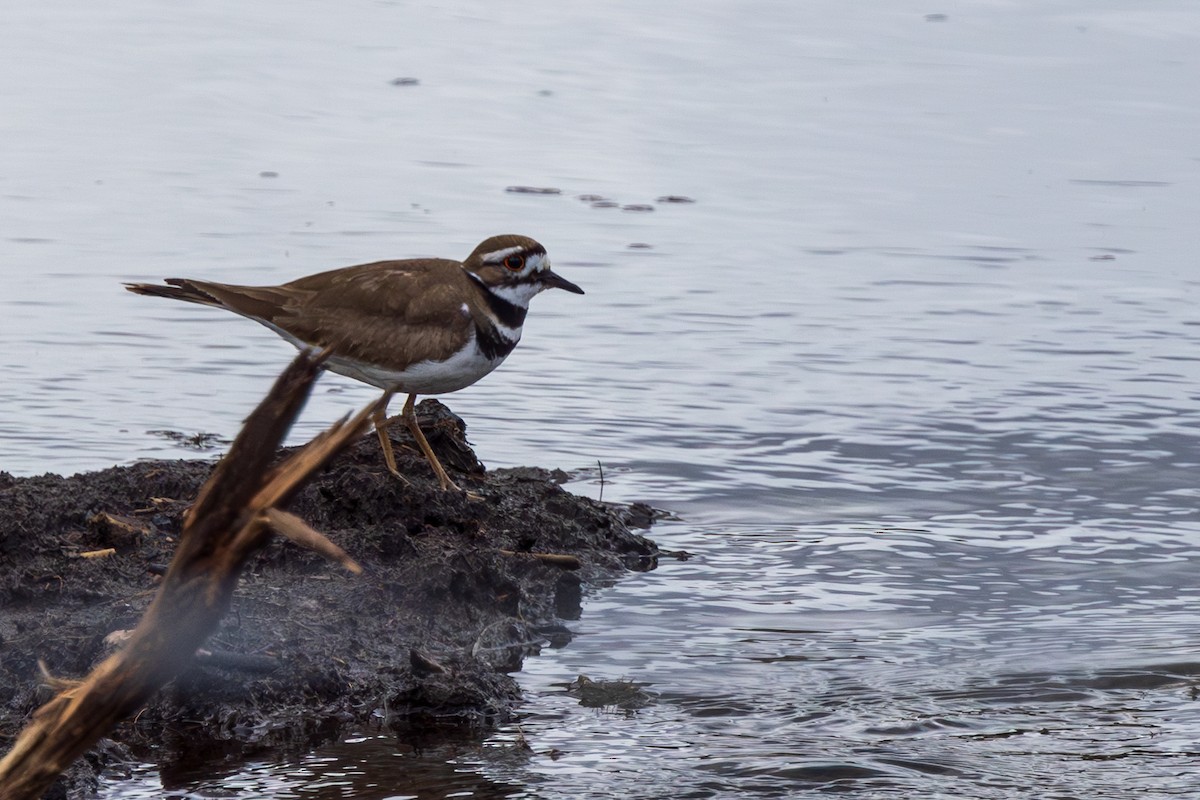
<box><xmin>486</xmin><ymin>280</ymin><xmax>542</xmax><ymax>307</ymax></box>
<box><xmin>467</xmin><ymin>272</ymin><xmax>542</xmax><ymax>308</ymax></box>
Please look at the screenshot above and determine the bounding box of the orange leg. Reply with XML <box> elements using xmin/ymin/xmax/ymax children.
<box><xmin>399</xmin><ymin>393</ymin><xmax>462</xmax><ymax>492</ymax></box>
<box><xmin>371</xmin><ymin>390</ymin><xmax>410</xmax><ymax>484</ymax></box>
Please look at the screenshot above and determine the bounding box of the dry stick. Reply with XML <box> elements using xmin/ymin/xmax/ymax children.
<box><xmin>0</xmin><ymin>351</ymin><xmax>382</xmax><ymax>800</ymax></box>
<box><xmin>77</xmin><ymin>549</ymin><xmax>116</xmax><ymax>560</ymax></box>
<box><xmin>263</xmin><ymin>509</ymin><xmax>362</xmax><ymax>575</ymax></box>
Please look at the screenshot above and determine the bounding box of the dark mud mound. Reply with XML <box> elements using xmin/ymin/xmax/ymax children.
<box><xmin>0</xmin><ymin>400</ymin><xmax>658</xmax><ymax>791</ymax></box>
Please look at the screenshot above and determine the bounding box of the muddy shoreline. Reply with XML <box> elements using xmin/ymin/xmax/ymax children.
<box><xmin>0</xmin><ymin>401</ymin><xmax>658</xmax><ymax>797</ymax></box>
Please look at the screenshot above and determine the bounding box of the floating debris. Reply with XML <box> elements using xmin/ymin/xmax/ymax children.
<box><xmin>259</xmin><ymin>171</ymin><xmax>279</xmax><ymax>179</ymax></box>
<box><xmin>148</xmin><ymin>430</ymin><xmax>228</xmax><ymax>450</ymax></box>
<box><xmin>628</xmin><ymin>243</ymin><xmax>654</xmax><ymax>249</ymax></box>
<box><xmin>591</xmin><ymin>200</ymin><xmax>619</xmax><ymax>209</ymax></box>
<box><xmin>655</xmin><ymin>195</ymin><xmax>695</xmax><ymax>204</ymax></box>
<box><xmin>390</xmin><ymin>77</ymin><xmax>420</xmax><ymax>86</ymax></box>
<box><xmin>1070</xmin><ymin>179</ymin><xmax>1170</xmax><ymax>187</ymax></box>
<box><xmin>622</xmin><ymin>204</ymin><xmax>655</xmax><ymax>213</ymax></box>
<box><xmin>505</xmin><ymin>186</ymin><xmax>561</xmax><ymax>195</ymax></box>
<box><xmin>566</xmin><ymin>674</ymin><xmax>656</xmax><ymax>710</ymax></box>
<box><xmin>577</xmin><ymin>194</ymin><xmax>607</xmax><ymax>202</ymax></box>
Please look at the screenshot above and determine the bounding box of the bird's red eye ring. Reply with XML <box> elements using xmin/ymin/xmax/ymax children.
<box><xmin>503</xmin><ymin>255</ymin><xmax>525</xmax><ymax>271</ymax></box>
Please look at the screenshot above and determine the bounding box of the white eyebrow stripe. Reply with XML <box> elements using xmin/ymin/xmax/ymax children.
<box><xmin>480</xmin><ymin>245</ymin><xmax>526</xmax><ymax>264</ymax></box>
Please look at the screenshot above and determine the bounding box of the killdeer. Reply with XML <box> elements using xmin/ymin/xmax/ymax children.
<box><xmin>126</xmin><ymin>234</ymin><xmax>584</xmax><ymax>492</ymax></box>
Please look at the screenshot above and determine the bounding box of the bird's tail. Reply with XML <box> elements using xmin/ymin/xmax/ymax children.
<box><xmin>124</xmin><ymin>279</ymin><xmax>225</xmax><ymax>307</ymax></box>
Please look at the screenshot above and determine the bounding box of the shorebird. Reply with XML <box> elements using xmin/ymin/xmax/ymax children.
<box><xmin>126</xmin><ymin>234</ymin><xmax>584</xmax><ymax>492</ymax></box>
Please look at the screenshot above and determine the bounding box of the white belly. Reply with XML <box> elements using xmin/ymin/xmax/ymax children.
<box><xmin>258</xmin><ymin>318</ymin><xmax>515</xmax><ymax>395</ymax></box>
<box><xmin>323</xmin><ymin>332</ymin><xmax>511</xmax><ymax>395</ymax></box>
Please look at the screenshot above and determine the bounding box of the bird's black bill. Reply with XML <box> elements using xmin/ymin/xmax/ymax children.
<box><xmin>540</xmin><ymin>269</ymin><xmax>584</xmax><ymax>294</ymax></box>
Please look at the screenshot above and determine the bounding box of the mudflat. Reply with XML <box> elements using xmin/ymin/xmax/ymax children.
<box><xmin>0</xmin><ymin>400</ymin><xmax>658</xmax><ymax>795</ymax></box>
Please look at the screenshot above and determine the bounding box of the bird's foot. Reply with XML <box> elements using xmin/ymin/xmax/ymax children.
<box><xmin>432</xmin><ymin>471</ymin><xmax>483</xmax><ymax>500</ymax></box>
<box><xmin>386</xmin><ymin>464</ymin><xmax>413</xmax><ymax>486</ymax></box>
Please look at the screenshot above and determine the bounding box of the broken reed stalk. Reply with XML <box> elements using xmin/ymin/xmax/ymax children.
<box><xmin>0</xmin><ymin>351</ymin><xmax>381</xmax><ymax>800</ymax></box>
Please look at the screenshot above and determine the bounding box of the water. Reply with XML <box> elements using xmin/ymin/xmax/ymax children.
<box><xmin>3</xmin><ymin>0</ymin><xmax>1199</xmax><ymax>797</ymax></box>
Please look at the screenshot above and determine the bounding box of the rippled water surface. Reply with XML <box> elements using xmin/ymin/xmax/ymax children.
<box><xmin>3</xmin><ymin>1</ymin><xmax>1200</xmax><ymax>797</ymax></box>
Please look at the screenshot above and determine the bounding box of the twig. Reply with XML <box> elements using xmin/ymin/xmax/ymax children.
<box><xmin>0</xmin><ymin>350</ymin><xmax>380</xmax><ymax>800</ymax></box>
<box><xmin>262</xmin><ymin>508</ymin><xmax>362</xmax><ymax>575</ymax></box>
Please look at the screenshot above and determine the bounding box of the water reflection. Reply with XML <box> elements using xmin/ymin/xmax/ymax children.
<box><xmin>107</xmin><ymin>733</ymin><xmax>528</xmax><ymax>799</ymax></box>
<box><xmin>472</xmin><ymin>520</ymin><xmax>1200</xmax><ymax>796</ymax></box>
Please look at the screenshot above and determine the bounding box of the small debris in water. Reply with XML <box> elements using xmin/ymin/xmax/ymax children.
<box><xmin>628</xmin><ymin>243</ymin><xmax>653</xmax><ymax>249</ymax></box>
<box><xmin>148</xmin><ymin>430</ymin><xmax>228</xmax><ymax>450</ymax></box>
<box><xmin>390</xmin><ymin>77</ymin><xmax>420</xmax><ymax>86</ymax></box>
<box><xmin>565</xmin><ymin>674</ymin><xmax>656</xmax><ymax>710</ymax></box>
<box><xmin>505</xmin><ymin>186</ymin><xmax>561</xmax><ymax>195</ymax></box>
<box><xmin>622</xmin><ymin>204</ymin><xmax>655</xmax><ymax>212</ymax></box>
<box><xmin>577</xmin><ymin>194</ymin><xmax>607</xmax><ymax>202</ymax></box>
<box><xmin>925</xmin><ymin>13</ymin><xmax>948</xmax><ymax>22</ymax></box>
<box><xmin>660</xmin><ymin>548</ymin><xmax>692</xmax><ymax>561</ymax></box>
<box><xmin>655</xmin><ymin>195</ymin><xmax>695</xmax><ymax>203</ymax></box>
<box><xmin>1070</xmin><ymin>179</ymin><xmax>1170</xmax><ymax>187</ymax></box>
<box><xmin>259</xmin><ymin>171</ymin><xmax>279</xmax><ymax>178</ymax></box>
<box><xmin>591</xmin><ymin>200</ymin><xmax>619</xmax><ymax>208</ymax></box>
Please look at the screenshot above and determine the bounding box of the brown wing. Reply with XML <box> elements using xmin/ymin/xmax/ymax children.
<box><xmin>287</xmin><ymin>291</ymin><xmax>475</xmax><ymax>371</ymax></box>
<box><xmin>180</xmin><ymin>260</ymin><xmax>475</xmax><ymax>371</ymax></box>
<box><xmin>282</xmin><ymin>258</ymin><xmax>461</xmax><ymax>314</ymax></box>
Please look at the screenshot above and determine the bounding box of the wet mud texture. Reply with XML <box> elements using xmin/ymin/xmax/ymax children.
<box><xmin>0</xmin><ymin>401</ymin><xmax>658</xmax><ymax>797</ymax></box>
